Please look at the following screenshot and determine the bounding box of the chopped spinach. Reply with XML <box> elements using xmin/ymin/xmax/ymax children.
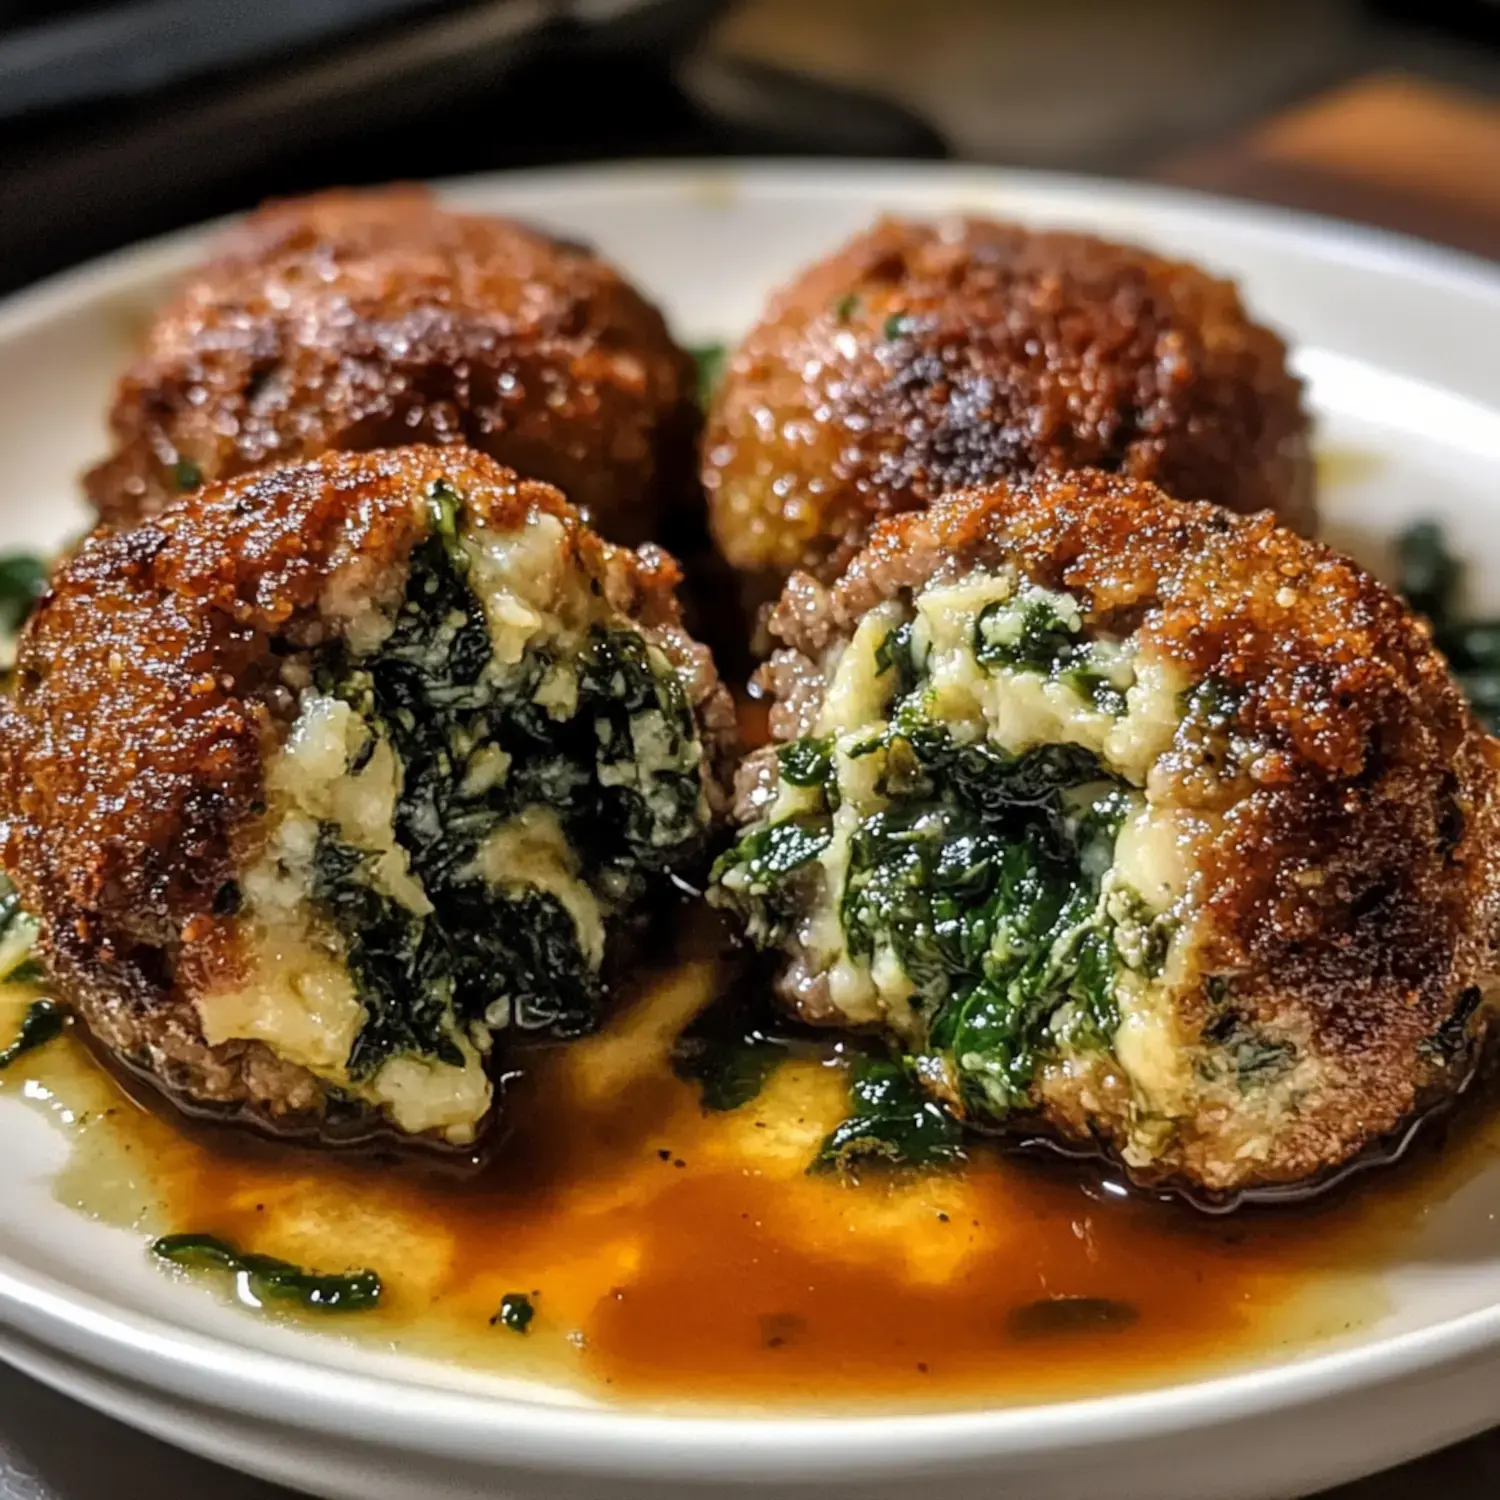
<box><xmin>0</xmin><ymin>998</ymin><xmax>64</xmax><ymax>1070</ymax></box>
<box><xmin>812</xmin><ymin>1057</ymin><xmax>965</xmax><ymax>1175</ymax></box>
<box><xmin>974</xmin><ymin>592</ymin><xmax>1131</xmax><ymax>718</ymax></box>
<box><xmin>1396</xmin><ymin>520</ymin><xmax>1500</xmax><ymax>732</ymax></box>
<box><xmin>579</xmin><ymin>625</ymin><xmax>706</xmax><ymax>869</ymax></box>
<box><xmin>874</xmin><ymin>619</ymin><xmax>920</xmax><ymax>698</ymax></box>
<box><xmin>491</xmin><ymin>1292</ymin><xmax>536</xmax><ymax>1333</ymax></box>
<box><xmin>1183</xmin><ymin>675</ymin><xmax>1242</xmax><ymax>731</ymax></box>
<box><xmin>311</xmin><ymin>829</ymin><xmax>460</xmax><ymax>1078</ymax></box>
<box><xmin>1060</xmin><ymin>664</ymin><xmax>1127</xmax><ymax>716</ymax></box>
<box><xmin>672</xmin><ymin>984</ymin><xmax>798</xmax><ymax>1112</ymax></box>
<box><xmin>0</xmin><ymin>552</ymin><xmax>46</xmax><ymax>637</ymax></box>
<box><xmin>692</xmin><ymin>343</ymin><xmax>727</xmax><ymax>406</ymax></box>
<box><xmin>151</xmin><ymin>1233</ymin><xmax>382</xmax><ymax>1312</ymax></box>
<box><xmin>711</xmin><ymin>818</ymin><xmax>832</xmax><ymax>948</ymax></box>
<box><xmin>304</xmin><ymin>479</ymin><xmax>710</xmax><ymax>1077</ymax></box>
<box><xmin>976</xmin><ymin>594</ymin><xmax>1079</xmax><ymax>674</ymax></box>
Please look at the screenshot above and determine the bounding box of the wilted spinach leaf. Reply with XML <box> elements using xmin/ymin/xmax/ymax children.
<box><xmin>1397</xmin><ymin>520</ymin><xmax>1500</xmax><ymax>732</ymax></box>
<box><xmin>0</xmin><ymin>998</ymin><xmax>64</xmax><ymax>1070</ymax></box>
<box><xmin>812</xmin><ymin>1057</ymin><xmax>965</xmax><ymax>1175</ymax></box>
<box><xmin>492</xmin><ymin>1291</ymin><xmax>536</xmax><ymax>1333</ymax></box>
<box><xmin>152</xmin><ymin>1233</ymin><xmax>382</xmax><ymax>1312</ymax></box>
<box><xmin>672</xmin><ymin>984</ymin><xmax>798</xmax><ymax>1112</ymax></box>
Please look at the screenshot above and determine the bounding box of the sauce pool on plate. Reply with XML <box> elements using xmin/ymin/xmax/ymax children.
<box><xmin>2</xmin><ymin>921</ymin><xmax>1496</xmax><ymax>1415</ymax></box>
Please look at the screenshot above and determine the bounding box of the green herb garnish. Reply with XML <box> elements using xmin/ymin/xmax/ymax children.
<box><xmin>151</xmin><ymin>1233</ymin><xmax>382</xmax><ymax>1313</ymax></box>
<box><xmin>0</xmin><ymin>998</ymin><xmax>64</xmax><ymax>1070</ymax></box>
<box><xmin>833</xmin><ymin>293</ymin><xmax>860</xmax><ymax>323</ymax></box>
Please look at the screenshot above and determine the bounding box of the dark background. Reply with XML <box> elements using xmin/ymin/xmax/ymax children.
<box><xmin>1</xmin><ymin>0</ymin><xmax>1500</xmax><ymax>293</ymax></box>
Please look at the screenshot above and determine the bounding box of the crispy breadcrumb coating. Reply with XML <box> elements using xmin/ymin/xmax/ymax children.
<box><xmin>86</xmin><ymin>187</ymin><xmax>697</xmax><ymax>546</ymax></box>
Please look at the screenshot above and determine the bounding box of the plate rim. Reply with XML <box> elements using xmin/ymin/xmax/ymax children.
<box><xmin>3</xmin><ymin>156</ymin><xmax>1500</xmax><ymax>1476</ymax></box>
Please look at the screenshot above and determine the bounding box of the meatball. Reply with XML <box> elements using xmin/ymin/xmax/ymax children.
<box><xmin>85</xmin><ymin>187</ymin><xmax>697</xmax><ymax>546</ymax></box>
<box><xmin>711</xmin><ymin>470</ymin><xmax>1500</xmax><ymax>1199</ymax></box>
<box><xmin>703</xmin><ymin>216</ymin><xmax>1315</xmax><ymax>594</ymax></box>
<box><xmin>2</xmin><ymin>446</ymin><xmax>735</xmax><ymax>1147</ymax></box>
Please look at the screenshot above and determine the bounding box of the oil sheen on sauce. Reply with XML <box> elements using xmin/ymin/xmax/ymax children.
<box><xmin>0</xmin><ymin>935</ymin><xmax>1494</xmax><ymax>1416</ymax></box>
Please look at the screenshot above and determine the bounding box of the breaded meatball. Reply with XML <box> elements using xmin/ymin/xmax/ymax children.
<box><xmin>2</xmin><ymin>447</ymin><xmax>734</xmax><ymax>1147</ymax></box>
<box><xmin>703</xmin><ymin>216</ymin><xmax>1315</xmax><ymax>594</ymax></box>
<box><xmin>85</xmin><ymin>188</ymin><xmax>697</xmax><ymax>546</ymax></box>
<box><xmin>711</xmin><ymin>470</ymin><xmax>1500</xmax><ymax>1199</ymax></box>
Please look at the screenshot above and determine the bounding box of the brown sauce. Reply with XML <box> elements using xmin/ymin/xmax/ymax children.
<box><xmin>2</xmin><ymin>931</ymin><xmax>1497</xmax><ymax>1416</ymax></box>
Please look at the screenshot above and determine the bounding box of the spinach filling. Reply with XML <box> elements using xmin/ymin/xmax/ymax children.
<box><xmin>303</xmin><ymin>482</ymin><xmax>707</xmax><ymax>1080</ymax></box>
<box><xmin>714</xmin><ymin>598</ymin><xmax>1146</xmax><ymax>1128</ymax></box>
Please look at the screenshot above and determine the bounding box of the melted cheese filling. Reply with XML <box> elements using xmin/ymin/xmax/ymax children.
<box><xmin>198</xmin><ymin>693</ymin><xmax>491</xmax><ymax>1143</ymax></box>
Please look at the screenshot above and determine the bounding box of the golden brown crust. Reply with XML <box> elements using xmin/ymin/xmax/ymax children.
<box><xmin>751</xmin><ymin>470</ymin><xmax>1500</xmax><ymax>1193</ymax></box>
<box><xmin>3</xmin><ymin>445</ymin><xmax>732</xmax><ymax>1132</ymax></box>
<box><xmin>704</xmin><ymin>215</ymin><xmax>1315</xmax><ymax>591</ymax></box>
<box><xmin>85</xmin><ymin>187</ymin><xmax>698</xmax><ymax>546</ymax></box>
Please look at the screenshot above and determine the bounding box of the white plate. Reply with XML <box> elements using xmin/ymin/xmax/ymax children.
<box><xmin>2</xmin><ymin>161</ymin><xmax>1500</xmax><ymax>1500</ymax></box>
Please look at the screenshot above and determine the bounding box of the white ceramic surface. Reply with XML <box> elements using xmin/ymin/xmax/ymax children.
<box><xmin>2</xmin><ymin>161</ymin><xmax>1500</xmax><ymax>1500</ymax></box>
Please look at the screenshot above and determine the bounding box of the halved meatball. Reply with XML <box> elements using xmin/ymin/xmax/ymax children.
<box><xmin>85</xmin><ymin>187</ymin><xmax>698</xmax><ymax>546</ymax></box>
<box><xmin>703</xmin><ymin>216</ymin><xmax>1315</xmax><ymax>596</ymax></box>
<box><xmin>712</xmin><ymin>470</ymin><xmax>1500</xmax><ymax>1198</ymax></box>
<box><xmin>1</xmin><ymin>447</ymin><xmax>734</xmax><ymax>1146</ymax></box>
